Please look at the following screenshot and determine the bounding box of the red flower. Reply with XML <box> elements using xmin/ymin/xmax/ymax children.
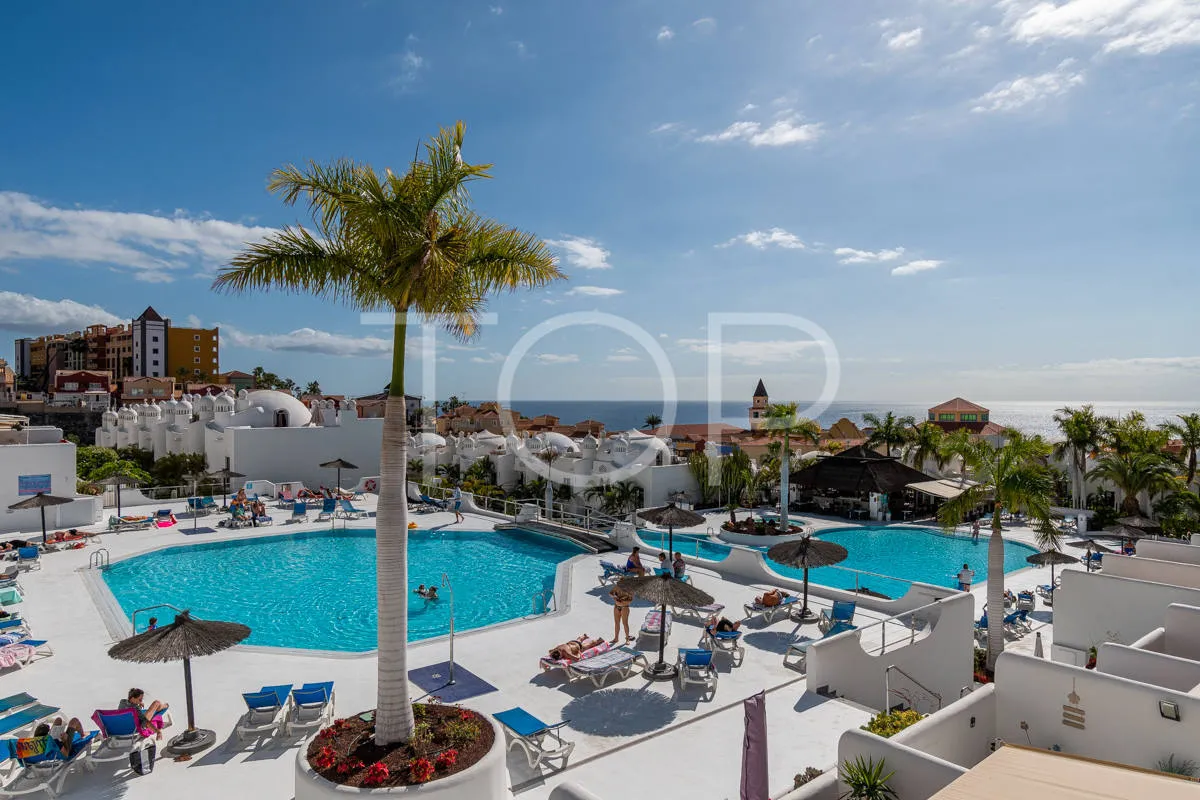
<box><xmin>363</xmin><ymin>761</ymin><xmax>391</xmax><ymax>787</ymax></box>
<box><xmin>436</xmin><ymin>749</ymin><xmax>458</xmax><ymax>770</ymax></box>
<box><xmin>313</xmin><ymin>746</ymin><xmax>338</xmax><ymax>770</ymax></box>
<box><xmin>459</xmin><ymin>709</ymin><xmax>473</xmax><ymax>721</ymax></box>
<box><xmin>335</xmin><ymin>757</ymin><xmax>364</xmax><ymax>775</ymax></box>
<box><xmin>408</xmin><ymin>757</ymin><xmax>435</xmax><ymax>783</ymax></box>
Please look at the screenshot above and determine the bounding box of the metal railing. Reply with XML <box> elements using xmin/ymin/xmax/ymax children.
<box><xmin>88</xmin><ymin>548</ymin><xmax>110</xmax><ymax>570</ymax></box>
<box><xmin>131</xmin><ymin>602</ymin><xmax>185</xmax><ymax>636</ymax></box>
<box><xmin>530</xmin><ymin>589</ymin><xmax>556</xmax><ymax>615</ymax></box>
<box><xmin>885</xmin><ymin>663</ymin><xmax>943</xmax><ymax>712</ymax></box>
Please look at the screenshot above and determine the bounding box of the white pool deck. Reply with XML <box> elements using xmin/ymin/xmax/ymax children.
<box><xmin>0</xmin><ymin>497</ymin><xmax>1080</xmax><ymax>800</ymax></box>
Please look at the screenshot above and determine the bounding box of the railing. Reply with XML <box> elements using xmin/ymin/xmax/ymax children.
<box><xmin>88</xmin><ymin>548</ymin><xmax>110</xmax><ymax>570</ymax></box>
<box><xmin>885</xmin><ymin>663</ymin><xmax>942</xmax><ymax>712</ymax></box>
<box><xmin>131</xmin><ymin>602</ymin><xmax>185</xmax><ymax>636</ymax></box>
<box><xmin>530</xmin><ymin>589</ymin><xmax>556</xmax><ymax>615</ymax></box>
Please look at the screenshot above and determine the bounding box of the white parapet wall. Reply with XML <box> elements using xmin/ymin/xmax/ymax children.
<box><xmin>1052</xmin><ymin>569</ymin><xmax>1200</xmax><ymax>663</ymax></box>
<box><xmin>1103</xmin><ymin>553</ymin><xmax>1200</xmax><ymax>590</ymax></box>
<box><xmin>994</xmin><ymin>652</ymin><xmax>1200</xmax><ymax>771</ymax></box>
<box><xmin>836</xmin><ymin>729</ymin><xmax>967</xmax><ymax>800</ymax></box>
<box><xmin>1138</xmin><ymin>539</ymin><xmax>1200</xmax><ymax>566</ymax></box>
<box><xmin>890</xmin><ymin>683</ymin><xmax>998</xmax><ymax>769</ymax></box>
<box><xmin>1096</xmin><ymin>642</ymin><xmax>1200</xmax><ymax>692</ymax></box>
<box><xmin>805</xmin><ymin>592</ymin><xmax>974</xmax><ymax>715</ymax></box>
<box><xmin>1164</xmin><ymin>603</ymin><xmax>1200</xmax><ymax>662</ymax></box>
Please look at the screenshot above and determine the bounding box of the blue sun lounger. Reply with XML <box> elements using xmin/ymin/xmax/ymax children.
<box><xmin>597</xmin><ymin>561</ymin><xmax>636</xmax><ymax>586</ymax></box>
<box><xmin>784</xmin><ymin>621</ymin><xmax>858</xmax><ymax>671</ymax></box>
<box><xmin>493</xmin><ymin>707</ymin><xmax>574</xmax><ymax>770</ymax></box>
<box><xmin>284</xmin><ymin>682</ymin><xmax>334</xmax><ymax>737</ymax></box>
<box><xmin>288</xmin><ymin>502</ymin><xmax>309</xmax><ymax>524</ymax></box>
<box><xmin>316</xmin><ymin>498</ymin><xmax>337</xmax><ymax>522</ymax></box>
<box><xmin>818</xmin><ymin>601</ymin><xmax>857</xmax><ymax>633</ymax></box>
<box><xmin>677</xmin><ymin>648</ymin><xmax>718</xmax><ymax>693</ymax></box>
<box><xmin>565</xmin><ymin>646</ymin><xmax>648</xmax><ymax>688</ymax></box>
<box><xmin>337</xmin><ymin>499</ymin><xmax>367</xmax><ymax>519</ymax></box>
<box><xmin>0</xmin><ymin>695</ymin><xmax>35</xmax><ymax>717</ymax></box>
<box><xmin>702</xmin><ymin>625</ymin><xmax>745</xmax><ymax>667</ymax></box>
<box><xmin>236</xmin><ymin>684</ymin><xmax>293</xmax><ymax>740</ymax></box>
<box><xmin>1</xmin><ymin>730</ymin><xmax>98</xmax><ymax>797</ymax></box>
<box><xmin>0</xmin><ymin>704</ymin><xmax>60</xmax><ymax>738</ymax></box>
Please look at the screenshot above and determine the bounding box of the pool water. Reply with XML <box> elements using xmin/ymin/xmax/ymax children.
<box><xmin>640</xmin><ymin>527</ymin><xmax>1039</xmax><ymax>597</ymax></box>
<box><xmin>102</xmin><ymin>528</ymin><xmax>585</xmax><ymax>652</ymax></box>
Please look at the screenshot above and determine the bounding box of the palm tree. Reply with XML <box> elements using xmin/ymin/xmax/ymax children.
<box><xmin>304</xmin><ymin>380</ymin><xmax>322</xmax><ymax>397</ymax></box>
<box><xmin>939</xmin><ymin>429</ymin><xmax>981</xmax><ymax>486</ymax></box>
<box><xmin>537</xmin><ymin>446</ymin><xmax>563</xmax><ymax>516</ymax></box>
<box><xmin>687</xmin><ymin>451</ymin><xmax>715</xmax><ymax>505</ymax></box>
<box><xmin>720</xmin><ymin>448</ymin><xmax>752</xmax><ymax>508</ymax></box>
<box><xmin>863</xmin><ymin>412</ymin><xmax>915</xmax><ymax>457</ymax></box>
<box><xmin>1089</xmin><ymin>451</ymin><xmax>1179</xmax><ymax>515</ymax></box>
<box><xmin>938</xmin><ymin>432</ymin><xmax>1054</xmax><ymax>669</ymax></box>
<box><xmin>643</xmin><ymin>413</ymin><xmax>662</xmax><ymax>429</ymax></box>
<box><xmin>904</xmin><ymin>422</ymin><xmax>946</xmax><ymax>474</ymax></box>
<box><xmin>1163</xmin><ymin>413</ymin><xmax>1200</xmax><ymax>487</ymax></box>
<box><xmin>1105</xmin><ymin>412</ymin><xmax>1168</xmax><ymax>457</ymax></box>
<box><xmin>214</xmin><ymin>123</ymin><xmax>561</xmax><ymax>745</ymax></box>
<box><xmin>1053</xmin><ymin>405</ymin><xmax>1104</xmax><ymax>509</ymax></box>
<box><xmin>764</xmin><ymin>403</ymin><xmax>820</xmax><ymax>532</ymax></box>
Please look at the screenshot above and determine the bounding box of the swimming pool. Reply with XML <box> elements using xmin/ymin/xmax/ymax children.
<box><xmin>639</xmin><ymin>526</ymin><xmax>1039</xmax><ymax>597</ymax></box>
<box><xmin>102</xmin><ymin>528</ymin><xmax>586</xmax><ymax>652</ymax></box>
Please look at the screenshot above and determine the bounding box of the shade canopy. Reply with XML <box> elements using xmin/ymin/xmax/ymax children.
<box><xmin>789</xmin><ymin>446</ymin><xmax>933</xmax><ymax>495</ymax></box>
<box><xmin>6</xmin><ymin>492</ymin><xmax>73</xmax><ymax>512</ymax></box>
<box><xmin>107</xmin><ymin>611</ymin><xmax>250</xmax><ymax>664</ymax></box>
<box><xmin>766</xmin><ymin>537</ymin><xmax>849</xmax><ymax>570</ymax></box>
<box><xmin>205</xmin><ymin>467</ymin><xmax>245</xmax><ymax>481</ymax></box>
<box><xmin>1108</xmin><ymin>524</ymin><xmax>1148</xmax><ymax>541</ymax></box>
<box><xmin>616</xmin><ymin>574</ymin><xmax>714</xmax><ymax>608</ymax></box>
<box><xmin>639</xmin><ymin>502</ymin><xmax>704</xmax><ymax>529</ymax></box>
<box><xmin>319</xmin><ymin>458</ymin><xmax>360</xmax><ymax>470</ymax></box>
<box><xmin>1066</xmin><ymin>539</ymin><xmax>1116</xmax><ymax>554</ymax></box>
<box><xmin>91</xmin><ymin>474</ymin><xmax>142</xmax><ymax>487</ymax></box>
<box><xmin>1116</xmin><ymin>515</ymin><xmax>1159</xmax><ymax>531</ymax></box>
<box><xmin>1026</xmin><ymin>550</ymin><xmax>1077</xmax><ymax>567</ymax></box>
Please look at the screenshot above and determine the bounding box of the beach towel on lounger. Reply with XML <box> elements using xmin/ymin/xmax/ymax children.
<box><xmin>539</xmin><ymin>640</ymin><xmax>611</xmax><ymax>671</ymax></box>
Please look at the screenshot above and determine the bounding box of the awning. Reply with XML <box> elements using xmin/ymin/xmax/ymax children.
<box><xmin>907</xmin><ymin>479</ymin><xmax>976</xmax><ymax>500</ymax></box>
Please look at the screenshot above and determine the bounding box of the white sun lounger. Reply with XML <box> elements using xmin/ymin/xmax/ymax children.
<box><xmin>671</xmin><ymin>602</ymin><xmax>725</xmax><ymax>621</ymax></box>
<box><xmin>565</xmin><ymin>646</ymin><xmax>648</xmax><ymax>688</ymax></box>
<box><xmin>639</xmin><ymin>609</ymin><xmax>671</xmax><ymax>644</ymax></box>
<box><xmin>743</xmin><ymin>594</ymin><xmax>800</xmax><ymax>625</ymax></box>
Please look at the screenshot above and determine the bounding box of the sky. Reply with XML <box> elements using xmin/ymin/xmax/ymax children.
<box><xmin>1</xmin><ymin>1</ymin><xmax>1198</xmax><ymax>405</ymax></box>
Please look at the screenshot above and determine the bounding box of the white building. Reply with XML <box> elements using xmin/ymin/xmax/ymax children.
<box><xmin>131</xmin><ymin>306</ymin><xmax>168</xmax><ymax>378</ymax></box>
<box><xmin>0</xmin><ymin>418</ymin><xmax>100</xmax><ymax>535</ymax></box>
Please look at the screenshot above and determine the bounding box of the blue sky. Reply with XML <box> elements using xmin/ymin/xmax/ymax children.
<box><xmin>1</xmin><ymin>1</ymin><xmax>1198</xmax><ymax>404</ymax></box>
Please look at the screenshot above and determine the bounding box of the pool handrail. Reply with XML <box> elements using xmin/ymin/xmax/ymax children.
<box><xmin>131</xmin><ymin>603</ymin><xmax>186</xmax><ymax>636</ymax></box>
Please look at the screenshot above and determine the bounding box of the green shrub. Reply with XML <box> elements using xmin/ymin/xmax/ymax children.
<box><xmin>861</xmin><ymin>709</ymin><xmax>924</xmax><ymax>738</ymax></box>
<box><xmin>1157</xmin><ymin>754</ymin><xmax>1198</xmax><ymax>777</ymax></box>
<box><xmin>793</xmin><ymin>766</ymin><xmax>823</xmax><ymax>789</ymax></box>
<box><xmin>443</xmin><ymin>717</ymin><xmax>481</xmax><ymax>748</ymax></box>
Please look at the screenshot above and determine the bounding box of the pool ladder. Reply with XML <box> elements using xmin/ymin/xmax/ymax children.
<box><xmin>88</xmin><ymin>549</ymin><xmax>110</xmax><ymax>570</ymax></box>
<box><xmin>531</xmin><ymin>589</ymin><xmax>556</xmax><ymax>616</ymax></box>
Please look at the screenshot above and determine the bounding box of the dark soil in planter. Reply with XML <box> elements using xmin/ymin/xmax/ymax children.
<box><xmin>306</xmin><ymin>704</ymin><xmax>495</xmax><ymax>789</ymax></box>
<box><xmin>721</xmin><ymin>519</ymin><xmax>803</xmax><ymax>535</ymax></box>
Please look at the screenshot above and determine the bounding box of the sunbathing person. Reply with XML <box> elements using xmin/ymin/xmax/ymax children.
<box><xmin>39</xmin><ymin>717</ymin><xmax>86</xmax><ymax>757</ymax></box>
<box><xmin>626</xmin><ymin>546</ymin><xmax>646</xmax><ymax>577</ymax></box>
<box><xmin>707</xmin><ymin>615</ymin><xmax>742</xmax><ymax>633</ymax></box>
<box><xmin>547</xmin><ymin>634</ymin><xmax>605</xmax><ymax>663</ymax></box>
<box><xmin>119</xmin><ymin>688</ymin><xmax>169</xmax><ymax>740</ymax></box>
<box><xmin>754</xmin><ymin>589</ymin><xmax>789</xmax><ymax>607</ymax></box>
<box><xmin>673</xmin><ymin>551</ymin><xmax>686</xmax><ymax>579</ymax></box>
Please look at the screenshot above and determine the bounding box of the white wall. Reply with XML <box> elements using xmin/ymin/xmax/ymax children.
<box><xmin>228</xmin><ymin>420</ymin><xmax>383</xmax><ymax>492</ymax></box>
<box><xmin>1052</xmin><ymin>569</ymin><xmax>1200</xmax><ymax>660</ymax></box>
<box><xmin>994</xmin><ymin>653</ymin><xmax>1200</xmax><ymax>772</ymax></box>
<box><xmin>891</xmin><ymin>684</ymin><xmax>997</xmax><ymax>768</ymax></box>
<box><xmin>806</xmin><ymin>592</ymin><xmax>975</xmax><ymax>714</ymax></box>
<box><xmin>836</xmin><ymin>729</ymin><xmax>966</xmax><ymax>800</ymax></box>
<box><xmin>1103</xmin><ymin>553</ymin><xmax>1200</xmax><ymax>590</ymax></box>
<box><xmin>1096</xmin><ymin>643</ymin><xmax>1200</xmax><ymax>692</ymax></box>
<box><xmin>1164</xmin><ymin>603</ymin><xmax>1200</xmax><ymax>662</ymax></box>
<box><xmin>1138</xmin><ymin>539</ymin><xmax>1200</xmax><ymax>566</ymax></box>
<box><xmin>0</xmin><ymin>440</ymin><xmax>99</xmax><ymax>535</ymax></box>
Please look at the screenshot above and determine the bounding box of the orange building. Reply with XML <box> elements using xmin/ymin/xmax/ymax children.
<box><xmin>167</xmin><ymin>326</ymin><xmax>220</xmax><ymax>379</ymax></box>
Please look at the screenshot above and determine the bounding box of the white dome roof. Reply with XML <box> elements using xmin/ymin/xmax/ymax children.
<box><xmin>413</xmin><ymin>432</ymin><xmax>447</xmax><ymax>449</ymax></box>
<box><xmin>224</xmin><ymin>390</ymin><xmax>313</xmax><ymax>428</ymax></box>
<box><xmin>531</xmin><ymin>432</ymin><xmax>580</xmax><ymax>454</ymax></box>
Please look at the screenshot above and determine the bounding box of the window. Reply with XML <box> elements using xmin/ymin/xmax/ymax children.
<box><xmin>961</xmin><ymin>413</ymin><xmax>978</xmax><ymax>422</ymax></box>
<box><xmin>194</xmin><ymin>358</ymin><xmax>200</xmax><ymax>364</ymax></box>
<box><xmin>193</xmin><ymin>335</ymin><xmax>200</xmax><ymax>341</ymax></box>
<box><xmin>64</xmin><ymin>382</ymin><xmax>78</xmax><ymax>390</ymax></box>
<box><xmin>752</xmin><ymin>411</ymin><xmax>759</xmax><ymax>418</ymax></box>
<box><xmin>151</xmin><ymin>336</ymin><xmax>158</xmax><ymax>342</ymax></box>
<box><xmin>982</xmin><ymin>413</ymin><xmax>989</xmax><ymax>423</ymax></box>
<box><xmin>928</xmin><ymin>412</ymin><xmax>936</xmax><ymax>421</ymax></box>
<box><xmin>938</xmin><ymin>413</ymin><xmax>955</xmax><ymax>421</ymax></box>
<box><xmin>152</xmin><ymin>348</ymin><xmax>159</xmax><ymax>355</ymax></box>
<box><xmin>193</xmin><ymin>346</ymin><xmax>200</xmax><ymax>353</ymax></box>
<box><xmin>131</xmin><ymin>388</ymin><xmax>143</xmax><ymax>397</ymax></box>
<box><xmin>152</xmin><ymin>360</ymin><xmax>159</xmax><ymax>367</ymax></box>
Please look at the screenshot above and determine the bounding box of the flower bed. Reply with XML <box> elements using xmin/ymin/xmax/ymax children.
<box><xmin>721</xmin><ymin>519</ymin><xmax>802</xmax><ymax>536</ymax></box>
<box><xmin>305</xmin><ymin>704</ymin><xmax>495</xmax><ymax>790</ymax></box>
<box><xmin>861</xmin><ymin>708</ymin><xmax>924</xmax><ymax>738</ymax></box>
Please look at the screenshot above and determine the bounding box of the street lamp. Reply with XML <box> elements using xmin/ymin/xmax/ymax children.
<box><xmin>442</xmin><ymin>572</ymin><xmax>456</xmax><ymax>686</ymax></box>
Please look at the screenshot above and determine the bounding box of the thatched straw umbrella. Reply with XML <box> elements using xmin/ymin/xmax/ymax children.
<box><xmin>108</xmin><ymin>611</ymin><xmax>250</xmax><ymax>759</ymax></box>
<box><xmin>1026</xmin><ymin>549</ymin><xmax>1078</xmax><ymax>586</ymax></box>
<box><xmin>91</xmin><ymin>473</ymin><xmax>141</xmax><ymax>517</ymax></box>
<box><xmin>319</xmin><ymin>458</ymin><xmax>359</xmax><ymax>495</ymax></box>
<box><xmin>766</xmin><ymin>536</ymin><xmax>849</xmax><ymax>620</ymax></box>
<box><xmin>7</xmin><ymin>492</ymin><xmax>74</xmax><ymax>545</ymax></box>
<box><xmin>1116</xmin><ymin>514</ymin><xmax>1160</xmax><ymax>533</ymax></box>
<box><xmin>206</xmin><ymin>467</ymin><xmax>246</xmax><ymax>510</ymax></box>
<box><xmin>639</xmin><ymin>502</ymin><xmax>705</xmax><ymax>559</ymax></box>
<box><xmin>616</xmin><ymin>574</ymin><xmax>713</xmax><ymax>679</ymax></box>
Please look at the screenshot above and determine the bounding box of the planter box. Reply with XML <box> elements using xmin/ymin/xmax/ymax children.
<box><xmin>717</xmin><ymin>529</ymin><xmax>808</xmax><ymax>547</ymax></box>
<box><xmin>295</xmin><ymin>717</ymin><xmax>507</xmax><ymax>800</ymax></box>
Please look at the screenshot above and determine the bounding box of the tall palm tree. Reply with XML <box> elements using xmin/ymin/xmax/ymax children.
<box><xmin>643</xmin><ymin>413</ymin><xmax>662</xmax><ymax>429</ymax></box>
<box><xmin>1052</xmin><ymin>405</ymin><xmax>1104</xmax><ymax>509</ymax></box>
<box><xmin>863</xmin><ymin>411</ymin><xmax>915</xmax><ymax>457</ymax></box>
<box><xmin>939</xmin><ymin>429</ymin><xmax>981</xmax><ymax>486</ymax></box>
<box><xmin>938</xmin><ymin>432</ymin><xmax>1054</xmax><ymax>669</ymax></box>
<box><xmin>1105</xmin><ymin>411</ymin><xmax>1168</xmax><ymax>457</ymax></box>
<box><xmin>1163</xmin><ymin>413</ymin><xmax>1200</xmax><ymax>487</ymax></box>
<box><xmin>304</xmin><ymin>380</ymin><xmax>322</xmax><ymax>397</ymax></box>
<box><xmin>214</xmin><ymin>123</ymin><xmax>561</xmax><ymax>745</ymax></box>
<box><xmin>904</xmin><ymin>422</ymin><xmax>946</xmax><ymax>474</ymax></box>
<box><xmin>537</xmin><ymin>446</ymin><xmax>563</xmax><ymax>516</ymax></box>
<box><xmin>687</xmin><ymin>451</ymin><xmax>714</xmax><ymax>505</ymax></box>
<box><xmin>1089</xmin><ymin>451</ymin><xmax>1179</xmax><ymax>515</ymax></box>
<box><xmin>764</xmin><ymin>403</ymin><xmax>820</xmax><ymax>532</ymax></box>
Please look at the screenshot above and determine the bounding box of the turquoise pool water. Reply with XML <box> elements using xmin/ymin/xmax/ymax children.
<box><xmin>102</xmin><ymin>528</ymin><xmax>585</xmax><ymax>651</ymax></box>
<box><xmin>639</xmin><ymin>526</ymin><xmax>1039</xmax><ymax>598</ymax></box>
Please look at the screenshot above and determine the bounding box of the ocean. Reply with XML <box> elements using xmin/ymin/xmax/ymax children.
<box><xmin>489</xmin><ymin>400</ymin><xmax>1196</xmax><ymax>441</ymax></box>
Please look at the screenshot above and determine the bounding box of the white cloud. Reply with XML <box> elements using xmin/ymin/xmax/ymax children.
<box><xmin>693</xmin><ymin>17</ymin><xmax>716</xmax><ymax>30</ymax></box>
<box><xmin>971</xmin><ymin>59</ymin><xmax>1085</xmax><ymax>113</ymax></box>
<box><xmin>807</xmin><ymin>34</ymin><xmax>823</xmax><ymax>47</ymax></box>
<box><xmin>512</xmin><ymin>40</ymin><xmax>530</xmax><ymax>58</ymax></box>
<box><xmin>607</xmin><ymin>347</ymin><xmax>640</xmax><ymax>363</ymax></box>
<box><xmin>835</xmin><ymin>246</ymin><xmax>905</xmax><ymax>264</ymax></box>
<box><xmin>0</xmin><ymin>292</ymin><xmax>123</xmax><ymax>332</ymax></box>
<box><xmin>1006</xmin><ymin>0</ymin><xmax>1200</xmax><ymax>55</ymax></box>
<box><xmin>890</xmin><ymin>259</ymin><xmax>945</xmax><ymax>276</ymax></box>
<box><xmin>677</xmin><ymin>338</ymin><xmax>822</xmax><ymax>365</ymax></box>
<box><xmin>886</xmin><ymin>27</ymin><xmax>924</xmax><ymax>50</ymax></box>
<box><xmin>489</xmin><ymin>5</ymin><xmax>503</xmax><ymax>14</ymax></box>
<box><xmin>740</xmin><ymin>103</ymin><xmax>758</xmax><ymax>113</ymax></box>
<box><xmin>222</xmin><ymin>326</ymin><xmax>392</xmax><ymax>357</ymax></box>
<box><xmin>0</xmin><ymin>192</ymin><xmax>275</xmax><ymax>282</ymax></box>
<box><xmin>470</xmin><ymin>352</ymin><xmax>505</xmax><ymax>364</ymax></box>
<box><xmin>566</xmin><ymin>286</ymin><xmax>624</xmax><ymax>297</ymax></box>
<box><xmin>184</xmin><ymin>314</ymin><xmax>203</xmax><ymax>328</ymax></box>
<box><xmin>1049</xmin><ymin>355</ymin><xmax>1200</xmax><ymax>374</ymax></box>
<box><xmin>649</xmin><ymin>122</ymin><xmax>681</xmax><ymax>134</ymax></box>
<box><xmin>657</xmin><ymin>26</ymin><xmax>674</xmax><ymax>41</ymax></box>
<box><xmin>545</xmin><ymin>235</ymin><xmax>611</xmax><ymax>270</ymax></box>
<box><xmin>535</xmin><ymin>353</ymin><xmax>580</xmax><ymax>364</ymax></box>
<box><xmin>392</xmin><ymin>49</ymin><xmax>425</xmax><ymax>88</ymax></box>
<box><xmin>697</xmin><ymin>115</ymin><xmax>823</xmax><ymax>146</ymax></box>
<box><xmin>719</xmin><ymin>228</ymin><xmax>805</xmax><ymax>250</ymax></box>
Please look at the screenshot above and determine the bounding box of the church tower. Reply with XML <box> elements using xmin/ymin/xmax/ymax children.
<box><xmin>749</xmin><ymin>379</ymin><xmax>769</xmax><ymax>431</ymax></box>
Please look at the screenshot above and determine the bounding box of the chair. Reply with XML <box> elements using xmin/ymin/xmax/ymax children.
<box><xmin>0</xmin><ymin>637</ymin><xmax>53</xmax><ymax>669</ymax></box>
<box><xmin>336</xmin><ymin>499</ymin><xmax>367</xmax><ymax>520</ymax></box>
<box><xmin>974</xmin><ymin>613</ymin><xmax>990</xmax><ymax>644</ymax></box>
<box><xmin>701</xmin><ymin>624</ymin><xmax>746</xmax><ymax>667</ymax></box>
<box><xmin>0</xmin><ymin>732</ymin><xmax>98</xmax><ymax>798</ymax></box>
<box><xmin>0</xmin><ymin>620</ymin><xmax>29</xmax><ymax>637</ymax></box>
<box><xmin>419</xmin><ymin>494</ymin><xmax>447</xmax><ymax>510</ymax></box>
<box><xmin>315</xmin><ymin>499</ymin><xmax>337</xmax><ymax>522</ymax></box>
<box><xmin>236</xmin><ymin>685</ymin><xmax>293</xmax><ymax>741</ymax></box>
<box><xmin>1002</xmin><ymin>610</ymin><xmax>1028</xmax><ymax>637</ymax></box>
<box><xmin>226</xmin><ymin>508</ymin><xmax>253</xmax><ymax>529</ymax></box>
<box><xmin>818</xmin><ymin>601</ymin><xmax>856</xmax><ymax>633</ymax></box>
<box><xmin>597</xmin><ymin>561</ymin><xmax>636</xmax><ymax>586</ymax></box>
<box><xmin>676</xmin><ymin>648</ymin><xmax>717</xmax><ymax>694</ymax></box>
<box><xmin>639</xmin><ymin>609</ymin><xmax>671</xmax><ymax>644</ymax></box>
<box><xmin>671</xmin><ymin>602</ymin><xmax>725</xmax><ymax>621</ymax></box>
<box><xmin>89</xmin><ymin>708</ymin><xmax>164</xmax><ymax>763</ymax></box>
<box><xmin>743</xmin><ymin>592</ymin><xmax>799</xmax><ymax>625</ymax></box>
<box><xmin>201</xmin><ymin>497</ymin><xmax>217</xmax><ymax>511</ymax></box>
<box><xmin>1015</xmin><ymin>591</ymin><xmax>1036</xmax><ymax>612</ymax></box>
<box><xmin>0</xmin><ymin>697</ymin><xmax>34</xmax><ymax>717</ymax></box>
<box><xmin>276</xmin><ymin>489</ymin><xmax>295</xmax><ymax>508</ymax></box>
<box><xmin>288</xmin><ymin>502</ymin><xmax>309</xmax><ymax>524</ymax></box>
<box><xmin>784</xmin><ymin>621</ymin><xmax>858</xmax><ymax>671</ymax></box>
<box><xmin>565</xmin><ymin>646</ymin><xmax>648</xmax><ymax>688</ymax></box>
<box><xmin>14</xmin><ymin>551</ymin><xmax>38</xmax><ymax>573</ymax></box>
<box><xmin>0</xmin><ymin>706</ymin><xmax>59</xmax><ymax>738</ymax></box>
<box><xmin>539</xmin><ymin>641</ymin><xmax>612</xmax><ymax>678</ymax></box>
<box><xmin>284</xmin><ymin>682</ymin><xmax>334</xmax><ymax>737</ymax></box>
<box><xmin>493</xmin><ymin>707</ymin><xmax>574</xmax><ymax>770</ymax></box>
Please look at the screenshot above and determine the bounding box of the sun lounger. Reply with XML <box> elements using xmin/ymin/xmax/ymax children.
<box><xmin>539</xmin><ymin>641</ymin><xmax>611</xmax><ymax>678</ymax></box>
<box><xmin>784</xmin><ymin>621</ymin><xmax>858</xmax><ymax>671</ymax></box>
<box><xmin>276</xmin><ymin>489</ymin><xmax>295</xmax><ymax>508</ymax></box>
<box><xmin>702</xmin><ymin>625</ymin><xmax>745</xmax><ymax>667</ymax></box>
<box><xmin>89</xmin><ymin>708</ymin><xmax>164</xmax><ymax>763</ymax></box>
<box><xmin>315</xmin><ymin>498</ymin><xmax>337</xmax><ymax>522</ymax></box>
<box><xmin>14</xmin><ymin>551</ymin><xmax>38</xmax><ymax>573</ymax></box>
<box><xmin>284</xmin><ymin>682</ymin><xmax>334</xmax><ymax>737</ymax></box>
<box><xmin>493</xmin><ymin>707</ymin><xmax>574</xmax><ymax>770</ymax></box>
<box><xmin>0</xmin><ymin>697</ymin><xmax>34</xmax><ymax>718</ymax></box>
<box><xmin>597</xmin><ymin>561</ymin><xmax>636</xmax><ymax>586</ymax></box>
<box><xmin>0</xmin><ymin>620</ymin><xmax>28</xmax><ymax>637</ymax></box>
<box><xmin>974</xmin><ymin>613</ymin><xmax>990</xmax><ymax>644</ymax></box>
<box><xmin>0</xmin><ymin>637</ymin><xmax>52</xmax><ymax>669</ymax></box>
<box><xmin>677</xmin><ymin>648</ymin><xmax>717</xmax><ymax>694</ymax></box>
<box><xmin>1003</xmin><ymin>610</ymin><xmax>1029</xmax><ymax>636</ymax></box>
<box><xmin>672</xmin><ymin>601</ymin><xmax>725</xmax><ymax>621</ymax></box>
<box><xmin>818</xmin><ymin>601</ymin><xmax>856</xmax><ymax>633</ymax></box>
<box><xmin>288</xmin><ymin>502</ymin><xmax>309</xmax><ymax>524</ymax></box>
<box><xmin>743</xmin><ymin>593</ymin><xmax>799</xmax><ymax>625</ymax></box>
<box><xmin>0</xmin><ymin>705</ymin><xmax>59</xmax><ymax>738</ymax></box>
<box><xmin>639</xmin><ymin>609</ymin><xmax>672</xmax><ymax>643</ymax></box>
<box><xmin>236</xmin><ymin>684</ymin><xmax>293</xmax><ymax>741</ymax></box>
<box><xmin>565</xmin><ymin>646</ymin><xmax>648</xmax><ymax>688</ymax></box>
<box><xmin>0</xmin><ymin>731</ymin><xmax>98</xmax><ymax>798</ymax></box>
<box><xmin>419</xmin><ymin>494</ymin><xmax>447</xmax><ymax>510</ymax></box>
<box><xmin>336</xmin><ymin>499</ymin><xmax>367</xmax><ymax>520</ymax></box>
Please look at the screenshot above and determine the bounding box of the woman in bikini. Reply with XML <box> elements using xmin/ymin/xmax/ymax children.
<box><xmin>547</xmin><ymin>634</ymin><xmax>605</xmax><ymax>663</ymax></box>
<box><xmin>609</xmin><ymin>585</ymin><xmax>634</xmax><ymax>644</ymax></box>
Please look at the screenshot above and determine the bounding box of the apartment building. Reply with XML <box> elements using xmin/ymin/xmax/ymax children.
<box><xmin>168</xmin><ymin>325</ymin><xmax>220</xmax><ymax>379</ymax></box>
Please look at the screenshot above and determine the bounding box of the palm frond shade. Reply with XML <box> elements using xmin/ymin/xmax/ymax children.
<box><xmin>616</xmin><ymin>573</ymin><xmax>714</xmax><ymax>677</ymax></box>
<box><xmin>7</xmin><ymin>493</ymin><xmax>74</xmax><ymax>545</ymax></box>
<box><xmin>639</xmin><ymin>503</ymin><xmax>704</xmax><ymax>529</ymax></box>
<box><xmin>107</xmin><ymin>611</ymin><xmax>250</xmax><ymax>663</ymax></box>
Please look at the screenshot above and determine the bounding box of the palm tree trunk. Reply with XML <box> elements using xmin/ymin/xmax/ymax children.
<box><xmin>986</xmin><ymin>510</ymin><xmax>1005</xmax><ymax>670</ymax></box>
<box><xmin>374</xmin><ymin>320</ymin><xmax>414</xmax><ymax>746</ymax></box>
<box><xmin>779</xmin><ymin>432</ymin><xmax>790</xmax><ymax>532</ymax></box>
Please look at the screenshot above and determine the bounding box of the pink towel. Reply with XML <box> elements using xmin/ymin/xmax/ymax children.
<box><xmin>539</xmin><ymin>640</ymin><xmax>612</xmax><ymax>670</ymax></box>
